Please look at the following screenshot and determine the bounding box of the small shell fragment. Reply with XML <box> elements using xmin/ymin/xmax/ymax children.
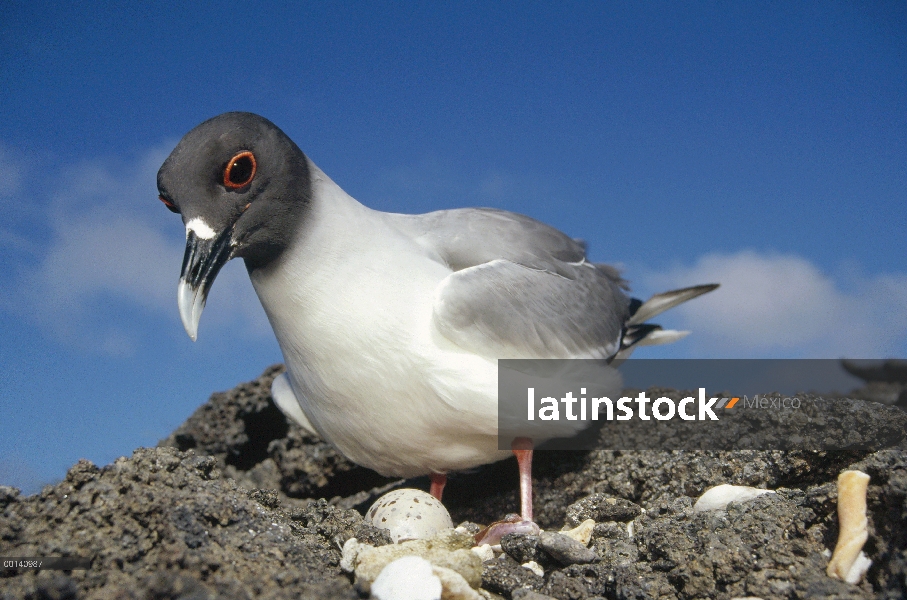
<box><xmin>341</xmin><ymin>537</ymin><xmax>365</xmax><ymax>573</ymax></box>
<box><xmin>470</xmin><ymin>544</ymin><xmax>495</xmax><ymax>562</ymax></box>
<box><xmin>560</xmin><ymin>518</ymin><xmax>595</xmax><ymax>546</ymax></box>
<box><xmin>366</xmin><ymin>488</ymin><xmax>454</xmax><ymax>543</ymax></box>
<box><xmin>522</xmin><ymin>560</ymin><xmax>544</xmax><ymax>577</ymax></box>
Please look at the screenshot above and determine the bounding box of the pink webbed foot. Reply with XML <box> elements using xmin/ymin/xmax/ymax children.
<box><xmin>474</xmin><ymin>513</ymin><xmax>540</xmax><ymax>546</ymax></box>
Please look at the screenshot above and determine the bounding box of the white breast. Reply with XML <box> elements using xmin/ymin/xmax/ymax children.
<box><xmin>249</xmin><ymin>170</ymin><xmax>508</xmax><ymax>477</ymax></box>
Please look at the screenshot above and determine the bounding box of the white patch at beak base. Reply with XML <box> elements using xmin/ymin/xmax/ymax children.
<box><xmin>186</xmin><ymin>218</ymin><xmax>216</xmax><ymax>240</ymax></box>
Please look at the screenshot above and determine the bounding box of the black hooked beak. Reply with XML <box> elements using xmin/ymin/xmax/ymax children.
<box><xmin>177</xmin><ymin>226</ymin><xmax>235</xmax><ymax>341</ymax></box>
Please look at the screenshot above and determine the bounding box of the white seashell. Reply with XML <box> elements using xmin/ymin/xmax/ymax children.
<box><xmin>693</xmin><ymin>484</ymin><xmax>775</xmax><ymax>512</ymax></box>
<box><xmin>371</xmin><ymin>556</ymin><xmax>441</xmax><ymax>600</ymax></box>
<box><xmin>366</xmin><ymin>488</ymin><xmax>454</xmax><ymax>543</ymax></box>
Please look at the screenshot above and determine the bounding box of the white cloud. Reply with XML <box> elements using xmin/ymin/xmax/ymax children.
<box><xmin>642</xmin><ymin>250</ymin><xmax>907</xmax><ymax>358</ymax></box>
<box><xmin>5</xmin><ymin>145</ymin><xmax>272</xmax><ymax>356</ymax></box>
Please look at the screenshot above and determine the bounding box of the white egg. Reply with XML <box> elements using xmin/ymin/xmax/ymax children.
<box><xmin>366</xmin><ymin>488</ymin><xmax>454</xmax><ymax>543</ymax></box>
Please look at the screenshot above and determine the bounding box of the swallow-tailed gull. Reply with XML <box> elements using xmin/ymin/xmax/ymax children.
<box><xmin>156</xmin><ymin>112</ymin><xmax>718</xmax><ymax>541</ymax></box>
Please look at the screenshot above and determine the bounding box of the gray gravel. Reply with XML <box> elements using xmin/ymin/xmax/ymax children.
<box><xmin>2</xmin><ymin>364</ymin><xmax>906</xmax><ymax>599</ymax></box>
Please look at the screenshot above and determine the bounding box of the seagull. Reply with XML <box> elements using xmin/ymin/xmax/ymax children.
<box><xmin>157</xmin><ymin>112</ymin><xmax>717</xmax><ymax>542</ymax></box>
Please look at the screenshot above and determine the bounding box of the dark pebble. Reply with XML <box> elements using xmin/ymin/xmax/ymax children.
<box><xmin>482</xmin><ymin>554</ymin><xmax>544</xmax><ymax>595</ymax></box>
<box><xmin>538</xmin><ymin>531</ymin><xmax>599</xmax><ymax>565</ymax></box>
<box><xmin>566</xmin><ymin>493</ymin><xmax>642</xmax><ymax>525</ymax></box>
<box><xmin>501</xmin><ymin>533</ymin><xmax>542</xmax><ymax>564</ymax></box>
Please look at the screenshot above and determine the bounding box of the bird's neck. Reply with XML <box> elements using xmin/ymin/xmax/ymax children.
<box><xmin>245</xmin><ymin>162</ymin><xmax>385</xmax><ymax>339</ymax></box>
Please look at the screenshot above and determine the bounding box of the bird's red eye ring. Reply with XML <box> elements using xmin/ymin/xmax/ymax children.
<box><xmin>224</xmin><ymin>151</ymin><xmax>257</xmax><ymax>189</ymax></box>
<box><xmin>159</xmin><ymin>195</ymin><xmax>180</xmax><ymax>213</ymax></box>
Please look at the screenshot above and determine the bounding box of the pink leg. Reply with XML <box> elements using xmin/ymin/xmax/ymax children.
<box><xmin>512</xmin><ymin>437</ymin><xmax>534</xmax><ymax>521</ymax></box>
<box><xmin>429</xmin><ymin>472</ymin><xmax>447</xmax><ymax>501</ymax></box>
<box><xmin>473</xmin><ymin>437</ymin><xmax>539</xmax><ymax>545</ymax></box>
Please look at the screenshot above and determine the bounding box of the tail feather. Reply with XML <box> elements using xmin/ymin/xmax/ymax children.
<box><xmin>612</xmin><ymin>328</ymin><xmax>692</xmax><ymax>361</ymax></box>
<box><xmin>619</xmin><ymin>323</ymin><xmax>663</xmax><ymax>348</ymax></box>
<box><xmin>626</xmin><ymin>283</ymin><xmax>719</xmax><ymax>326</ymax></box>
<box><xmin>613</xmin><ymin>283</ymin><xmax>719</xmax><ymax>360</ymax></box>
<box><xmin>633</xmin><ymin>328</ymin><xmax>691</xmax><ymax>347</ymax></box>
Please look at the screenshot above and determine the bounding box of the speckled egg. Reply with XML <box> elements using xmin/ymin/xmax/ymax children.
<box><xmin>365</xmin><ymin>488</ymin><xmax>453</xmax><ymax>543</ymax></box>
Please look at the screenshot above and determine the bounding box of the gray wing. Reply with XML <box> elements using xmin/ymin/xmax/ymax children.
<box><xmin>396</xmin><ymin>208</ymin><xmax>631</xmax><ymax>359</ymax></box>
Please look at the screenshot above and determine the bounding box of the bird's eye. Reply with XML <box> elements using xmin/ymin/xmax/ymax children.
<box><xmin>224</xmin><ymin>151</ymin><xmax>257</xmax><ymax>189</ymax></box>
<box><xmin>159</xmin><ymin>195</ymin><xmax>180</xmax><ymax>213</ymax></box>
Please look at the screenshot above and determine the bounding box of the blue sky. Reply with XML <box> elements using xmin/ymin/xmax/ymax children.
<box><xmin>1</xmin><ymin>2</ymin><xmax>905</xmax><ymax>494</ymax></box>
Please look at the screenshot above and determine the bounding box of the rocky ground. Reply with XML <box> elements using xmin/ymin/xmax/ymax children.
<box><xmin>2</xmin><ymin>363</ymin><xmax>906</xmax><ymax>599</ymax></box>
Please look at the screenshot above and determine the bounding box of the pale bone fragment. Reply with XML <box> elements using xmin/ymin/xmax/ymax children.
<box><xmin>432</xmin><ymin>565</ymin><xmax>482</xmax><ymax>600</ymax></box>
<box><xmin>826</xmin><ymin>470</ymin><xmax>872</xmax><ymax>584</ymax></box>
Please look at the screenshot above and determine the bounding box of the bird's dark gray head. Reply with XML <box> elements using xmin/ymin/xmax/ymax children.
<box><xmin>157</xmin><ymin>112</ymin><xmax>311</xmax><ymax>340</ymax></box>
